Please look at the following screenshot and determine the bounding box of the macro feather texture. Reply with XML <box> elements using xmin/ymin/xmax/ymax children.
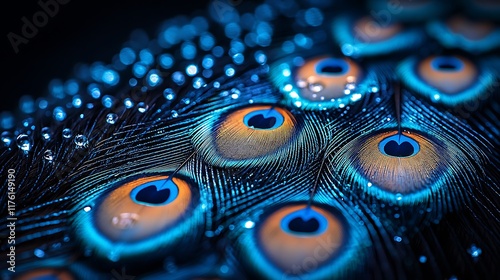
<box><xmin>1</xmin><ymin>0</ymin><xmax>499</xmax><ymax>279</ymax></box>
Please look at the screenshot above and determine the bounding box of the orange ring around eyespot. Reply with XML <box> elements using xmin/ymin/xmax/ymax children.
<box><xmin>16</xmin><ymin>269</ymin><xmax>74</xmax><ymax>280</ymax></box>
<box><xmin>215</xmin><ymin>106</ymin><xmax>295</xmax><ymax>160</ymax></box>
<box><xmin>258</xmin><ymin>205</ymin><xmax>344</xmax><ymax>271</ymax></box>
<box><xmin>354</xmin><ymin>16</ymin><xmax>402</xmax><ymax>43</ymax></box>
<box><xmin>358</xmin><ymin>131</ymin><xmax>441</xmax><ymax>194</ymax></box>
<box><xmin>447</xmin><ymin>15</ymin><xmax>494</xmax><ymax>41</ymax></box>
<box><xmin>96</xmin><ymin>175</ymin><xmax>192</xmax><ymax>242</ymax></box>
<box><xmin>295</xmin><ymin>56</ymin><xmax>363</xmax><ymax>101</ymax></box>
<box><xmin>418</xmin><ymin>55</ymin><xmax>477</xmax><ymax>95</ymax></box>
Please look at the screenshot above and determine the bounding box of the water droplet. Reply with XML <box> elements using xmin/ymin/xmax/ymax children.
<box><xmin>101</xmin><ymin>95</ymin><xmax>114</xmax><ymax>108</ymax></box>
<box><xmin>124</xmin><ymin>98</ymin><xmax>134</xmax><ymax>109</ymax></box>
<box><xmin>112</xmin><ymin>213</ymin><xmax>140</xmax><ymax>229</ymax></box>
<box><xmin>41</xmin><ymin>127</ymin><xmax>52</xmax><ymax>141</ymax></box>
<box><xmin>16</xmin><ymin>134</ymin><xmax>32</xmax><ymax>153</ymax></box>
<box><xmin>203</xmin><ymin>69</ymin><xmax>213</xmax><ymax>78</ymax></box>
<box><xmin>107</xmin><ymin>250</ymin><xmax>120</xmax><ymax>262</ymax></box>
<box><xmin>19</xmin><ymin>95</ymin><xmax>35</xmax><ymax>113</ymax></box>
<box><xmin>147</xmin><ymin>70</ymin><xmax>163</xmax><ymax>87</ymax></box>
<box><xmin>1</xmin><ymin>131</ymin><xmax>13</xmax><ymax>147</ymax></box>
<box><xmin>231</xmin><ymin>90</ymin><xmax>240</xmax><ymax>99</ymax></box>
<box><xmin>0</xmin><ymin>112</ymin><xmax>14</xmax><ymax>129</ymax></box>
<box><xmin>186</xmin><ymin>64</ymin><xmax>198</xmax><ymax>76</ymax></box>
<box><xmin>22</xmin><ymin>117</ymin><xmax>34</xmax><ymax>128</ymax></box>
<box><xmin>137</xmin><ymin>102</ymin><xmax>149</xmax><ymax>113</ymax></box>
<box><xmin>83</xmin><ymin>206</ymin><xmax>92</xmax><ymax>212</ymax></box>
<box><xmin>53</xmin><ymin>106</ymin><xmax>67</xmax><ymax>121</ymax></box>
<box><xmin>43</xmin><ymin>150</ymin><xmax>54</xmax><ymax>162</ymax></box>
<box><xmin>34</xmin><ymin>248</ymin><xmax>45</xmax><ymax>258</ymax></box>
<box><xmin>171</xmin><ymin>110</ymin><xmax>179</xmax><ymax>118</ymax></box>
<box><xmin>172</xmin><ymin>71</ymin><xmax>185</xmax><ymax>85</ymax></box>
<box><xmin>62</xmin><ymin>128</ymin><xmax>72</xmax><ymax>139</ymax></box>
<box><xmin>106</xmin><ymin>113</ymin><xmax>118</xmax><ymax>124</ymax></box>
<box><xmin>308</xmin><ymin>82</ymin><xmax>324</xmax><ymax>93</ymax></box>
<box><xmin>74</xmin><ymin>134</ymin><xmax>89</xmax><ymax>149</ymax></box>
<box><xmin>163</xmin><ymin>88</ymin><xmax>176</xmax><ymax>100</ymax></box>
<box><xmin>467</xmin><ymin>244</ymin><xmax>482</xmax><ymax>259</ymax></box>
<box><xmin>393</xmin><ymin>236</ymin><xmax>402</xmax><ymax>242</ymax></box>
<box><xmin>296</xmin><ymin>79</ymin><xmax>308</xmax><ymax>88</ymax></box>
<box><xmin>396</xmin><ymin>193</ymin><xmax>403</xmax><ymax>201</ymax></box>
<box><xmin>225</xmin><ymin>66</ymin><xmax>235</xmax><ymax>77</ymax></box>
<box><xmin>220</xmin><ymin>264</ymin><xmax>229</xmax><ymax>274</ymax></box>
<box><xmin>193</xmin><ymin>77</ymin><xmax>205</xmax><ymax>89</ymax></box>
<box><xmin>419</xmin><ymin>255</ymin><xmax>427</xmax><ymax>263</ymax></box>
<box><xmin>243</xmin><ymin>220</ymin><xmax>255</xmax><ymax>229</ymax></box>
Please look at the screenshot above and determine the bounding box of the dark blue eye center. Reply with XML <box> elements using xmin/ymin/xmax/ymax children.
<box><xmin>248</xmin><ymin>114</ymin><xmax>276</xmax><ymax>129</ymax></box>
<box><xmin>288</xmin><ymin>217</ymin><xmax>320</xmax><ymax>233</ymax></box>
<box><xmin>135</xmin><ymin>185</ymin><xmax>171</xmax><ymax>204</ymax></box>
<box><xmin>383</xmin><ymin>140</ymin><xmax>415</xmax><ymax>157</ymax></box>
<box><xmin>315</xmin><ymin>58</ymin><xmax>348</xmax><ymax>75</ymax></box>
<box><xmin>281</xmin><ymin>208</ymin><xmax>328</xmax><ymax>236</ymax></box>
<box><xmin>431</xmin><ymin>56</ymin><xmax>464</xmax><ymax>71</ymax></box>
<box><xmin>243</xmin><ymin>109</ymin><xmax>284</xmax><ymax>130</ymax></box>
<box><xmin>379</xmin><ymin>134</ymin><xmax>420</xmax><ymax>158</ymax></box>
<box><xmin>130</xmin><ymin>179</ymin><xmax>179</xmax><ymax>206</ymax></box>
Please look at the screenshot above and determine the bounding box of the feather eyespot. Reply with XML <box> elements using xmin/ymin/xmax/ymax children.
<box><xmin>71</xmin><ymin>174</ymin><xmax>203</xmax><ymax>262</ymax></box>
<box><xmin>271</xmin><ymin>55</ymin><xmax>376</xmax><ymax>109</ymax></box>
<box><xmin>96</xmin><ymin>176</ymin><xmax>192</xmax><ymax>242</ymax></box>
<box><xmin>192</xmin><ymin>105</ymin><xmax>299</xmax><ymax>167</ymax></box>
<box><xmin>353</xmin><ymin>16</ymin><xmax>402</xmax><ymax>43</ymax></box>
<box><xmin>398</xmin><ymin>54</ymin><xmax>497</xmax><ymax>106</ymax></box>
<box><xmin>332</xmin><ymin>15</ymin><xmax>424</xmax><ymax>57</ymax></box>
<box><xmin>235</xmin><ymin>203</ymin><xmax>367</xmax><ymax>279</ymax></box>
<box><xmin>331</xmin><ymin>129</ymin><xmax>475</xmax><ymax>204</ymax></box>
<box><xmin>294</xmin><ymin>56</ymin><xmax>363</xmax><ymax>101</ymax></box>
<box><xmin>427</xmin><ymin>15</ymin><xmax>500</xmax><ymax>53</ymax></box>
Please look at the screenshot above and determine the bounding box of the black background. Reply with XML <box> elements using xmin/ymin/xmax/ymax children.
<box><xmin>1</xmin><ymin>0</ymin><xmax>212</xmax><ymax>113</ymax></box>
